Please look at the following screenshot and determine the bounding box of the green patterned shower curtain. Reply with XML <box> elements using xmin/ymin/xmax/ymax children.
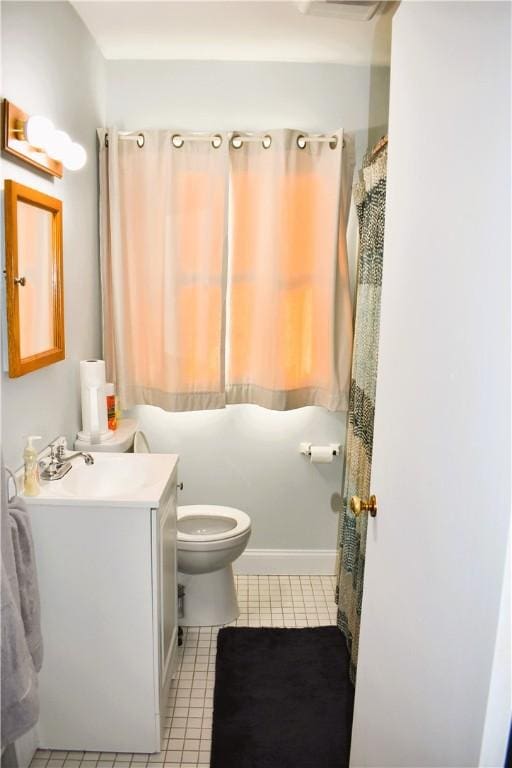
<box><xmin>335</xmin><ymin>145</ymin><xmax>387</xmax><ymax>682</ymax></box>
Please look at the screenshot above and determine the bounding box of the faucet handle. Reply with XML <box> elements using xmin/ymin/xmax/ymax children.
<box><xmin>40</xmin><ymin>447</ymin><xmax>61</xmax><ymax>479</ymax></box>
<box><xmin>56</xmin><ymin>443</ymin><xmax>66</xmax><ymax>462</ymax></box>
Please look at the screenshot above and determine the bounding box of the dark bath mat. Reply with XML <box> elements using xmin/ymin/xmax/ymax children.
<box><xmin>211</xmin><ymin>626</ymin><xmax>354</xmax><ymax>768</ymax></box>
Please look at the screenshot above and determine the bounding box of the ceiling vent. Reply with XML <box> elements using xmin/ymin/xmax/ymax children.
<box><xmin>298</xmin><ymin>1</ymin><xmax>384</xmax><ymax>21</ymax></box>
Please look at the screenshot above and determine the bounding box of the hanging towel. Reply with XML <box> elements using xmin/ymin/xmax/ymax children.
<box><xmin>1</xmin><ymin>464</ymin><xmax>42</xmax><ymax>747</ymax></box>
<box><xmin>8</xmin><ymin>498</ymin><xmax>43</xmax><ymax>671</ymax></box>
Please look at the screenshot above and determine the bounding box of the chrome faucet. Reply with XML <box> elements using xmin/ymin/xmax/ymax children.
<box><xmin>39</xmin><ymin>443</ymin><xmax>94</xmax><ymax>481</ymax></box>
<box><xmin>56</xmin><ymin>444</ymin><xmax>94</xmax><ymax>466</ymax></box>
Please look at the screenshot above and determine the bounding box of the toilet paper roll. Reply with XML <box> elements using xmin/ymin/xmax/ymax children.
<box><xmin>80</xmin><ymin>359</ymin><xmax>106</xmax><ymax>388</ymax></box>
<box><xmin>310</xmin><ymin>445</ymin><xmax>334</xmax><ymax>464</ymax></box>
<box><xmin>79</xmin><ymin>359</ymin><xmax>109</xmax><ymax>440</ymax></box>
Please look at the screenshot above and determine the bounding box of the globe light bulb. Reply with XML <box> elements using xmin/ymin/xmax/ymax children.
<box><xmin>45</xmin><ymin>129</ymin><xmax>72</xmax><ymax>161</ymax></box>
<box><xmin>25</xmin><ymin>115</ymin><xmax>54</xmax><ymax>149</ymax></box>
<box><xmin>63</xmin><ymin>142</ymin><xmax>87</xmax><ymax>171</ymax></box>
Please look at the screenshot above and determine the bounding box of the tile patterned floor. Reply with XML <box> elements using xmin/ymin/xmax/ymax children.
<box><xmin>29</xmin><ymin>575</ymin><xmax>337</xmax><ymax>768</ymax></box>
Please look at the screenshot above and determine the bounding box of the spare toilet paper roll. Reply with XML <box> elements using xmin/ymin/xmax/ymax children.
<box><xmin>309</xmin><ymin>445</ymin><xmax>334</xmax><ymax>464</ymax></box>
<box><xmin>80</xmin><ymin>359</ymin><xmax>106</xmax><ymax>388</ymax></box>
<box><xmin>79</xmin><ymin>359</ymin><xmax>109</xmax><ymax>440</ymax></box>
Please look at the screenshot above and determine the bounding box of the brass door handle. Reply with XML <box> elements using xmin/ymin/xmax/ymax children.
<box><xmin>350</xmin><ymin>495</ymin><xmax>378</xmax><ymax>517</ymax></box>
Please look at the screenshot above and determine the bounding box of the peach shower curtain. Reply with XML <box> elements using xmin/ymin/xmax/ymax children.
<box><xmin>99</xmin><ymin>128</ymin><xmax>354</xmax><ymax>412</ymax></box>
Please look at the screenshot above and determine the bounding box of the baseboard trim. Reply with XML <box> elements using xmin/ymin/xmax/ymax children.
<box><xmin>234</xmin><ymin>549</ymin><xmax>336</xmax><ymax>576</ymax></box>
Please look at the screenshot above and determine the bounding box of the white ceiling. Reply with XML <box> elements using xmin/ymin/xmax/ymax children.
<box><xmin>71</xmin><ymin>1</ymin><xmax>393</xmax><ymax>65</ymax></box>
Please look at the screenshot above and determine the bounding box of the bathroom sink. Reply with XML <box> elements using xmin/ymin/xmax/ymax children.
<box><xmin>23</xmin><ymin>452</ymin><xmax>179</xmax><ymax>507</ymax></box>
<box><xmin>60</xmin><ymin>457</ymin><xmax>157</xmax><ymax>499</ymax></box>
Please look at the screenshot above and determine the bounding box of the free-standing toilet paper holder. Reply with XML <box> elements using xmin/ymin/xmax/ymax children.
<box><xmin>299</xmin><ymin>442</ymin><xmax>340</xmax><ymax>458</ymax></box>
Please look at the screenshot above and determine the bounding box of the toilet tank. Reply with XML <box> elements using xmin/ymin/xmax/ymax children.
<box><xmin>74</xmin><ymin>417</ymin><xmax>138</xmax><ymax>452</ymax></box>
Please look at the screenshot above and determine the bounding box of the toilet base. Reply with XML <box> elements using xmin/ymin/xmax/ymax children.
<box><xmin>178</xmin><ymin>565</ymin><xmax>240</xmax><ymax>626</ymax></box>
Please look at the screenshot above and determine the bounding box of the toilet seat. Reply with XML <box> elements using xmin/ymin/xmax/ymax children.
<box><xmin>177</xmin><ymin>505</ymin><xmax>251</xmax><ymax>543</ymax></box>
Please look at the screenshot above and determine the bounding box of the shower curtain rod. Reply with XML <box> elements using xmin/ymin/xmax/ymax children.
<box><xmin>106</xmin><ymin>130</ymin><xmax>344</xmax><ymax>149</ymax></box>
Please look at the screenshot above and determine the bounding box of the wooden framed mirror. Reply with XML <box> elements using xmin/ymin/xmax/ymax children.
<box><xmin>4</xmin><ymin>180</ymin><xmax>64</xmax><ymax>377</ymax></box>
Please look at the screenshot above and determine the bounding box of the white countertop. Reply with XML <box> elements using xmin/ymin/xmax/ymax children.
<box><xmin>21</xmin><ymin>452</ymin><xmax>179</xmax><ymax>508</ymax></box>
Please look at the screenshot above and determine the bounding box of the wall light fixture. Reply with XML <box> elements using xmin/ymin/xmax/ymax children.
<box><xmin>2</xmin><ymin>100</ymin><xmax>87</xmax><ymax>177</ymax></box>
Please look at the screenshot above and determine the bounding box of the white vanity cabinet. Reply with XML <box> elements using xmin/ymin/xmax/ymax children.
<box><xmin>25</xmin><ymin>453</ymin><xmax>179</xmax><ymax>753</ymax></box>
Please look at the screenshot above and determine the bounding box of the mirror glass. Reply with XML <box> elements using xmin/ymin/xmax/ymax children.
<box><xmin>4</xmin><ymin>180</ymin><xmax>64</xmax><ymax>377</ymax></box>
<box><xmin>17</xmin><ymin>201</ymin><xmax>54</xmax><ymax>358</ymax></box>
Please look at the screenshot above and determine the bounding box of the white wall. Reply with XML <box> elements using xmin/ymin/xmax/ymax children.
<box><xmin>1</xmin><ymin>1</ymin><xmax>106</xmax><ymax>470</ymax></box>
<box><xmin>107</xmin><ymin>60</ymin><xmax>389</xmax><ymax>166</ymax></box>
<box><xmin>109</xmin><ymin>59</ymin><xmax>390</xmax><ymax>551</ymax></box>
<box><xmin>131</xmin><ymin>403</ymin><xmax>346</xmax><ymax>550</ymax></box>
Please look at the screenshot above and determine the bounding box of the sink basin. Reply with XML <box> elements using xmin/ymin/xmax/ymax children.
<box><xmin>24</xmin><ymin>451</ymin><xmax>179</xmax><ymax>507</ymax></box>
<box><xmin>60</xmin><ymin>457</ymin><xmax>158</xmax><ymax>499</ymax></box>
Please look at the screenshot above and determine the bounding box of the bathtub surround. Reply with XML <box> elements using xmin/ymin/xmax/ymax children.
<box><xmin>1</xmin><ymin>1</ymin><xmax>106</xmax><ymax>471</ymax></box>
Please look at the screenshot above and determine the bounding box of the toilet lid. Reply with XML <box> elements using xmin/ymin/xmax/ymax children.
<box><xmin>177</xmin><ymin>504</ymin><xmax>251</xmax><ymax>542</ymax></box>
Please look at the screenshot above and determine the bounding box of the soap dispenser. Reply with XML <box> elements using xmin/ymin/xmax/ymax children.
<box><xmin>23</xmin><ymin>435</ymin><xmax>42</xmax><ymax>496</ymax></box>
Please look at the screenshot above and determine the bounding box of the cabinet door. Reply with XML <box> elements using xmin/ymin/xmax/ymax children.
<box><xmin>158</xmin><ymin>480</ymin><xmax>178</xmax><ymax>699</ymax></box>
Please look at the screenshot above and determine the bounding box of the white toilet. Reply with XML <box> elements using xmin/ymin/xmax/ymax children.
<box><xmin>177</xmin><ymin>505</ymin><xmax>251</xmax><ymax>626</ymax></box>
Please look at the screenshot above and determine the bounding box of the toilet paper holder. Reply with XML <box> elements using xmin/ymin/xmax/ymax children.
<box><xmin>299</xmin><ymin>442</ymin><xmax>340</xmax><ymax>457</ymax></box>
